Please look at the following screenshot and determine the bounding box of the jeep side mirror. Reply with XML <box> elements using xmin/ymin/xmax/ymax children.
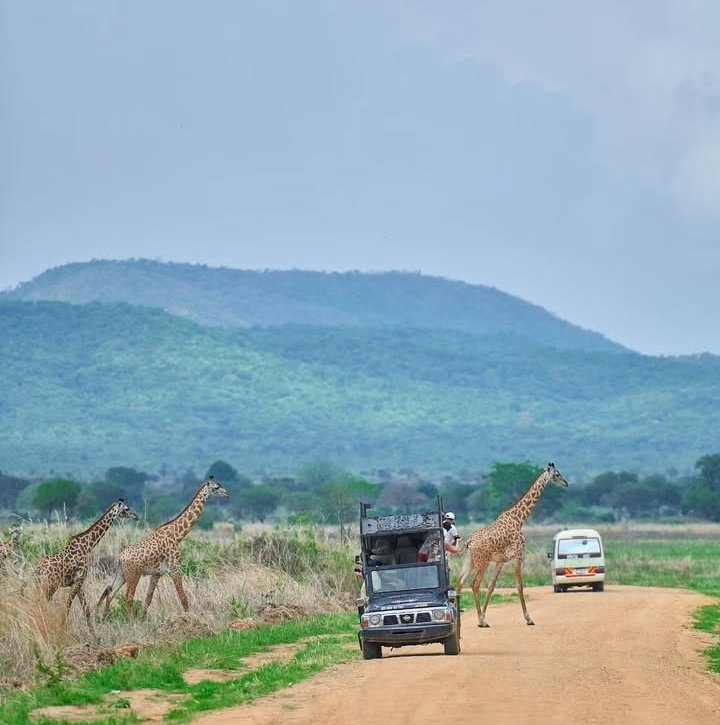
<box><xmin>547</xmin><ymin>552</ymin><xmax>553</xmax><ymax>559</ymax></box>
<box><xmin>355</xmin><ymin>554</ymin><xmax>362</xmax><ymax>565</ymax></box>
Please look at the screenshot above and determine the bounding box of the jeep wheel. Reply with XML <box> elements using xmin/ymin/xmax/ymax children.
<box><xmin>443</xmin><ymin>629</ymin><xmax>461</xmax><ymax>655</ymax></box>
<box><xmin>361</xmin><ymin>640</ymin><xmax>382</xmax><ymax>660</ymax></box>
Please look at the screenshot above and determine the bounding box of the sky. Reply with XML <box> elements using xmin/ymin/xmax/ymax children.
<box><xmin>2</xmin><ymin>1</ymin><xmax>720</xmax><ymax>356</ymax></box>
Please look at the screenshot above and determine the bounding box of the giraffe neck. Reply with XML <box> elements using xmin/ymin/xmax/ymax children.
<box><xmin>507</xmin><ymin>469</ymin><xmax>551</xmax><ymax>524</ymax></box>
<box><xmin>159</xmin><ymin>487</ymin><xmax>209</xmax><ymax>541</ymax></box>
<box><xmin>67</xmin><ymin>504</ymin><xmax>118</xmax><ymax>552</ymax></box>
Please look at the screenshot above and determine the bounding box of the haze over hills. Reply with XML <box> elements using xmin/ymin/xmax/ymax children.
<box><xmin>0</xmin><ymin>262</ymin><xmax>718</xmax><ymax>480</ymax></box>
<box><xmin>1</xmin><ymin>259</ymin><xmax>625</xmax><ymax>353</ymax></box>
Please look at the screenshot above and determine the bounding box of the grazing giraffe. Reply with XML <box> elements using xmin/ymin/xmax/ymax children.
<box><xmin>457</xmin><ymin>462</ymin><xmax>569</xmax><ymax>627</ymax></box>
<box><xmin>35</xmin><ymin>499</ymin><xmax>139</xmax><ymax>634</ymax></box>
<box><xmin>0</xmin><ymin>525</ymin><xmax>22</xmax><ymax>575</ymax></box>
<box><xmin>97</xmin><ymin>476</ymin><xmax>230</xmax><ymax>618</ymax></box>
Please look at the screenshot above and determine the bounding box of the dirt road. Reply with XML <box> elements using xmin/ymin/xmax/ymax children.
<box><xmin>196</xmin><ymin>586</ymin><xmax>720</xmax><ymax>725</ymax></box>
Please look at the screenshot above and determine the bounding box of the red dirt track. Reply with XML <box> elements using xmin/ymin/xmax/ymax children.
<box><xmin>195</xmin><ymin>585</ymin><xmax>720</xmax><ymax>725</ymax></box>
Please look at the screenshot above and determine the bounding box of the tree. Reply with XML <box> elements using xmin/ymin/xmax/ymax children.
<box><xmin>581</xmin><ymin>471</ymin><xmax>638</xmax><ymax>508</ymax></box>
<box><xmin>319</xmin><ymin>474</ymin><xmax>378</xmax><ymax>541</ymax></box>
<box><xmin>206</xmin><ymin>460</ymin><xmax>240</xmax><ymax>483</ymax></box>
<box><xmin>33</xmin><ymin>478</ymin><xmax>82</xmax><ymax>516</ymax></box>
<box><xmin>236</xmin><ymin>486</ymin><xmax>281</xmax><ymax>522</ymax></box>
<box><xmin>378</xmin><ymin>481</ymin><xmax>430</xmax><ymax>511</ymax></box>
<box><xmin>145</xmin><ymin>494</ymin><xmax>184</xmax><ymax>525</ymax></box>
<box><xmin>297</xmin><ymin>460</ymin><xmax>344</xmax><ymax>490</ymax></box>
<box><xmin>89</xmin><ymin>480</ymin><xmax>129</xmax><ymax>510</ymax></box>
<box><xmin>0</xmin><ymin>472</ymin><xmax>31</xmax><ymax>509</ymax></box>
<box><xmin>484</xmin><ymin>462</ymin><xmax>563</xmax><ymax>520</ymax></box>
<box><xmin>466</xmin><ymin>486</ymin><xmax>491</xmax><ymax>520</ymax></box>
<box><xmin>105</xmin><ymin>466</ymin><xmax>149</xmax><ymax>505</ymax></box>
<box><xmin>682</xmin><ymin>453</ymin><xmax>720</xmax><ymax>520</ymax></box>
<box><xmin>75</xmin><ymin>486</ymin><xmax>100</xmax><ymax>519</ymax></box>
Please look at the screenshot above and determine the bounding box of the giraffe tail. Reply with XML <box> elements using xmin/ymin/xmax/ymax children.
<box><xmin>96</xmin><ymin>564</ymin><xmax>125</xmax><ymax>615</ymax></box>
<box><xmin>97</xmin><ymin>585</ymin><xmax>112</xmax><ymax>610</ymax></box>
<box><xmin>455</xmin><ymin>545</ymin><xmax>475</xmax><ymax>593</ymax></box>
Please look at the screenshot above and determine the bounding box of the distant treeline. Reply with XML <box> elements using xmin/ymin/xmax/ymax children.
<box><xmin>2</xmin><ymin>453</ymin><xmax>719</xmax><ymax>527</ymax></box>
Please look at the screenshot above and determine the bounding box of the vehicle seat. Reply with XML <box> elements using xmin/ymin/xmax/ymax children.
<box><xmin>394</xmin><ymin>535</ymin><xmax>418</xmax><ymax>564</ymax></box>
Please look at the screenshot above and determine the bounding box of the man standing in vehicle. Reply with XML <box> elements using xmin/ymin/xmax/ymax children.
<box><xmin>443</xmin><ymin>511</ymin><xmax>461</xmax><ymax>554</ymax></box>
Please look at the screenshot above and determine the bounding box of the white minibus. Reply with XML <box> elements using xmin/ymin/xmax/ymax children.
<box><xmin>549</xmin><ymin>528</ymin><xmax>605</xmax><ymax>592</ymax></box>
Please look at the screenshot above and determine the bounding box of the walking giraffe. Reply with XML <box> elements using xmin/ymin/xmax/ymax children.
<box><xmin>457</xmin><ymin>462</ymin><xmax>569</xmax><ymax>627</ymax></box>
<box><xmin>35</xmin><ymin>499</ymin><xmax>139</xmax><ymax>634</ymax></box>
<box><xmin>97</xmin><ymin>476</ymin><xmax>229</xmax><ymax>618</ymax></box>
<box><xmin>0</xmin><ymin>524</ymin><xmax>22</xmax><ymax>575</ymax></box>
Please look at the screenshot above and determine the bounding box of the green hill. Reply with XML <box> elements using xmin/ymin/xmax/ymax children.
<box><xmin>0</xmin><ymin>299</ymin><xmax>717</xmax><ymax>480</ymax></box>
<box><xmin>1</xmin><ymin>259</ymin><xmax>624</xmax><ymax>353</ymax></box>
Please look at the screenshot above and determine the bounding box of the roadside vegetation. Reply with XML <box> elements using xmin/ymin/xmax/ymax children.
<box><xmin>1</xmin><ymin>520</ymin><xmax>719</xmax><ymax>723</ymax></box>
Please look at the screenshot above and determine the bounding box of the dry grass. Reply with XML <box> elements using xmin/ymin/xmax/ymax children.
<box><xmin>3</xmin><ymin>517</ymin><xmax>717</xmax><ymax>685</ymax></box>
<box><xmin>0</xmin><ymin>520</ymin><xmax>359</xmax><ymax>685</ymax></box>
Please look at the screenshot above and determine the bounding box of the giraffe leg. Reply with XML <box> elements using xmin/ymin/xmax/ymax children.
<box><xmin>480</xmin><ymin>562</ymin><xmax>505</xmax><ymax>625</ymax></box>
<box><xmin>75</xmin><ymin>587</ymin><xmax>96</xmax><ymax>637</ymax></box>
<box><xmin>142</xmin><ymin>575</ymin><xmax>161</xmax><ymax>617</ymax></box>
<box><xmin>124</xmin><ymin>573</ymin><xmax>141</xmax><ymax>618</ymax></box>
<box><xmin>470</xmin><ymin>560</ymin><xmax>491</xmax><ymax>627</ymax></box>
<box><xmin>169</xmin><ymin>570</ymin><xmax>189</xmax><ymax>611</ymax></box>
<box><xmin>513</xmin><ymin>555</ymin><xmax>534</xmax><ymax>625</ymax></box>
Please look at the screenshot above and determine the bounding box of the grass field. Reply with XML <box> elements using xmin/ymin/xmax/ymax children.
<box><xmin>1</xmin><ymin>520</ymin><xmax>718</xmax><ymax>724</ymax></box>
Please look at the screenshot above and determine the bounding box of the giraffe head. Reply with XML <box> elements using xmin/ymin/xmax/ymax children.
<box><xmin>546</xmin><ymin>462</ymin><xmax>569</xmax><ymax>488</ymax></box>
<box><xmin>202</xmin><ymin>475</ymin><xmax>230</xmax><ymax>499</ymax></box>
<box><xmin>112</xmin><ymin>499</ymin><xmax>140</xmax><ymax>521</ymax></box>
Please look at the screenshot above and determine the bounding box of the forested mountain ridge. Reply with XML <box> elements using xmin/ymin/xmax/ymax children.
<box><xmin>0</xmin><ymin>259</ymin><xmax>624</xmax><ymax>353</ymax></box>
<box><xmin>1</xmin><ymin>299</ymin><xmax>717</xmax><ymax>480</ymax></box>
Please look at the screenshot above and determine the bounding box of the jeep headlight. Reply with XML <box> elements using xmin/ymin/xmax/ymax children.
<box><xmin>432</xmin><ymin>608</ymin><xmax>446</xmax><ymax>621</ymax></box>
<box><xmin>361</xmin><ymin>613</ymin><xmax>382</xmax><ymax>628</ymax></box>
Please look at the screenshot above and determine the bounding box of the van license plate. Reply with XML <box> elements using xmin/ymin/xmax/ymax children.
<box><xmin>574</xmin><ymin>568</ymin><xmax>587</xmax><ymax>574</ymax></box>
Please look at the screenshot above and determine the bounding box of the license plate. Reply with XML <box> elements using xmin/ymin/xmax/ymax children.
<box><xmin>574</xmin><ymin>568</ymin><xmax>587</xmax><ymax>575</ymax></box>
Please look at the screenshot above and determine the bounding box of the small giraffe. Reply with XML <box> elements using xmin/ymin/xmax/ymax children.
<box><xmin>0</xmin><ymin>524</ymin><xmax>22</xmax><ymax>575</ymax></box>
<box><xmin>35</xmin><ymin>499</ymin><xmax>139</xmax><ymax>634</ymax></box>
<box><xmin>457</xmin><ymin>462</ymin><xmax>569</xmax><ymax>627</ymax></box>
<box><xmin>97</xmin><ymin>476</ymin><xmax>230</xmax><ymax>618</ymax></box>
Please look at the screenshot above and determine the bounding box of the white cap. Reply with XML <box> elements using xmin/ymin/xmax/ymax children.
<box><xmin>444</xmin><ymin>511</ymin><xmax>456</xmax><ymax>521</ymax></box>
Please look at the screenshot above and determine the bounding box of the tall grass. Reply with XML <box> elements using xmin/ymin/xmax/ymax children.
<box><xmin>0</xmin><ymin>520</ymin><xmax>358</xmax><ymax>686</ymax></box>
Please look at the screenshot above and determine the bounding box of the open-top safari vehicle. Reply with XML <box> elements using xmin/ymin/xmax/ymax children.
<box><xmin>356</xmin><ymin>499</ymin><xmax>461</xmax><ymax>659</ymax></box>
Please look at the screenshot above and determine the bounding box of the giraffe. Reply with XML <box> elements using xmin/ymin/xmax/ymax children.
<box><xmin>0</xmin><ymin>524</ymin><xmax>22</xmax><ymax>575</ymax></box>
<box><xmin>456</xmin><ymin>462</ymin><xmax>569</xmax><ymax>627</ymax></box>
<box><xmin>97</xmin><ymin>476</ymin><xmax>229</xmax><ymax>618</ymax></box>
<box><xmin>35</xmin><ymin>499</ymin><xmax>139</xmax><ymax>634</ymax></box>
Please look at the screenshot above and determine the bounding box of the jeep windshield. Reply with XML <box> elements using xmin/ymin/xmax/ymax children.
<box><xmin>370</xmin><ymin>564</ymin><xmax>440</xmax><ymax>593</ymax></box>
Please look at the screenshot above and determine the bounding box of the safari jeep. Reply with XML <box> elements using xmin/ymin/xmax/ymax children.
<box><xmin>356</xmin><ymin>501</ymin><xmax>461</xmax><ymax>659</ymax></box>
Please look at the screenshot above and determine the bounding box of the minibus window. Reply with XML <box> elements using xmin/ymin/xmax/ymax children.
<box><xmin>557</xmin><ymin>537</ymin><xmax>602</xmax><ymax>559</ymax></box>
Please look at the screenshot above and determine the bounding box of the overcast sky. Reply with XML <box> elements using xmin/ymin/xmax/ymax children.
<box><xmin>2</xmin><ymin>1</ymin><xmax>720</xmax><ymax>356</ymax></box>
